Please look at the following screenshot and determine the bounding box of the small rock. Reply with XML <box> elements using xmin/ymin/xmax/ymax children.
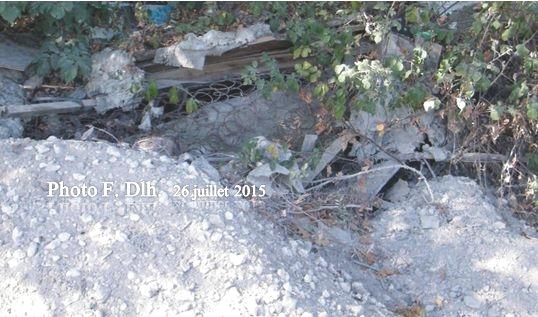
<box><xmin>2</xmin><ymin>204</ymin><xmax>16</xmax><ymax>215</ymax></box>
<box><xmin>106</xmin><ymin>147</ymin><xmax>121</xmax><ymax>157</ymax></box>
<box><xmin>230</xmin><ymin>253</ymin><xmax>246</xmax><ymax>266</ymax></box>
<box><xmin>73</xmin><ymin>173</ymin><xmax>86</xmax><ymax>181</ymax></box>
<box><xmin>420</xmin><ymin>213</ymin><xmax>440</xmax><ymax>229</ymax></box>
<box><xmin>26</xmin><ymin>242</ymin><xmax>39</xmax><ymax>257</ymax></box>
<box><xmin>58</xmin><ymin>232</ymin><xmax>71</xmax><ymax>242</ymax></box>
<box><xmin>463</xmin><ymin>295</ymin><xmax>482</xmax><ymax>309</ymax></box>
<box><xmin>35</xmin><ymin>144</ymin><xmax>50</xmax><ymax>154</ymax></box>
<box><xmin>11</xmin><ymin>227</ymin><xmax>23</xmax><ymax>242</ymax></box>
<box><xmin>94</xmin><ymin>284</ymin><xmax>111</xmax><ymax>302</ymax></box>
<box><xmin>340</xmin><ymin>282</ymin><xmax>351</xmax><ymax>293</ymax></box>
<box><xmin>129</xmin><ymin>213</ymin><xmax>140</xmax><ymax>222</ymax></box>
<box><xmin>66</xmin><ymin>268</ymin><xmax>81</xmax><ymax>278</ymax></box>
<box><xmin>13</xmin><ymin>249</ymin><xmax>26</xmax><ymax>259</ymax></box>
<box><xmin>45</xmin><ymin>164</ymin><xmax>61</xmax><ymax>172</ymax></box>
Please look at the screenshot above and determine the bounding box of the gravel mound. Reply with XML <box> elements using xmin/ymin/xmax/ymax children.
<box><xmin>0</xmin><ymin>138</ymin><xmax>394</xmax><ymax>317</ymax></box>
<box><xmin>369</xmin><ymin>176</ymin><xmax>538</xmax><ymax>317</ymax></box>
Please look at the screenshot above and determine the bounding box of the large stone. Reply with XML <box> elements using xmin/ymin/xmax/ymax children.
<box><xmin>85</xmin><ymin>49</ymin><xmax>145</xmax><ymax>113</ymax></box>
<box><xmin>0</xmin><ymin>71</ymin><xmax>25</xmax><ymax>139</ymax></box>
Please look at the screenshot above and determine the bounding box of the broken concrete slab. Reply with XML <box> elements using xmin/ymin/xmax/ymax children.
<box><xmin>85</xmin><ymin>48</ymin><xmax>145</xmax><ymax>113</ymax></box>
<box><xmin>154</xmin><ymin>23</ymin><xmax>273</xmax><ymax>70</ymax></box>
<box><xmin>356</xmin><ymin>161</ymin><xmax>400</xmax><ymax>200</ymax></box>
<box><xmin>385</xmin><ymin>179</ymin><xmax>410</xmax><ymax>202</ymax></box>
<box><xmin>303</xmin><ymin>133</ymin><xmax>355</xmax><ymax>184</ymax></box>
<box><xmin>378</xmin><ymin>32</ymin><xmax>442</xmax><ymax>71</ymax></box>
<box><xmin>154</xmin><ymin>91</ymin><xmax>322</xmax><ymax>154</ymax></box>
<box><xmin>0</xmin><ymin>34</ymin><xmax>38</xmax><ymax>72</ymax></box>
<box><xmin>0</xmin><ymin>71</ymin><xmax>25</xmax><ymax>138</ymax></box>
<box><xmin>301</xmin><ymin>134</ymin><xmax>318</xmax><ymax>153</ymax></box>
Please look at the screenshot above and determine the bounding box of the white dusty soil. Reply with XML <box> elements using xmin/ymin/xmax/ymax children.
<box><xmin>0</xmin><ymin>138</ymin><xmax>393</xmax><ymax>317</ymax></box>
<box><xmin>0</xmin><ymin>138</ymin><xmax>536</xmax><ymax>317</ymax></box>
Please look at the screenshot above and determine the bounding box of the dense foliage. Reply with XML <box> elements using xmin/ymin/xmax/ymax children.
<box><xmin>0</xmin><ymin>2</ymin><xmax>115</xmax><ymax>82</ymax></box>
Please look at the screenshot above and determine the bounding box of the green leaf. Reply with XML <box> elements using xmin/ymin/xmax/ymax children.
<box><xmin>333</xmin><ymin>102</ymin><xmax>345</xmax><ymax>119</ymax></box>
<box><xmin>490</xmin><ymin>105</ymin><xmax>502</xmax><ymax>121</ymax></box>
<box><xmin>313</xmin><ymin>83</ymin><xmax>329</xmax><ymax>97</ymax></box>
<box><xmin>501</xmin><ymin>26</ymin><xmax>514</xmax><ymax>41</ymax></box>
<box><xmin>293</xmin><ymin>48</ymin><xmax>301</xmax><ymax>59</ymax></box>
<box><xmin>185</xmin><ymin>98</ymin><xmax>199</xmax><ymax>114</ymax></box>
<box><xmin>527</xmin><ymin>99</ymin><xmax>538</xmax><ymax>120</ymax></box>
<box><xmin>50</xmin><ymin>5</ymin><xmax>65</xmax><ymax>19</ymax></box>
<box><xmin>286</xmin><ymin>76</ymin><xmax>300</xmax><ymax>93</ymax></box>
<box><xmin>516</xmin><ymin>44</ymin><xmax>530</xmax><ymax>58</ymax></box>
<box><xmin>1</xmin><ymin>5</ymin><xmax>21</xmax><ymax>23</ymax></box>
<box><xmin>509</xmin><ymin>81</ymin><xmax>528</xmax><ymax>101</ymax></box>
<box><xmin>145</xmin><ymin>80</ymin><xmax>158</xmax><ymax>101</ymax></box>
<box><xmin>61</xmin><ymin>64</ymin><xmax>78</xmax><ymax>82</ymax></box>
<box><xmin>168</xmin><ymin>87</ymin><xmax>180</xmax><ymax>105</ymax></box>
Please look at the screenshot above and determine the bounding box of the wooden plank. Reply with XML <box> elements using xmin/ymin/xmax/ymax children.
<box><xmin>3</xmin><ymin>99</ymin><xmax>96</xmax><ymax>118</ymax></box>
<box><xmin>150</xmin><ymin>53</ymin><xmax>308</xmax><ymax>89</ymax></box>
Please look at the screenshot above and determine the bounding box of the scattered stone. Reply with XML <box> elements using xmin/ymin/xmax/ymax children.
<box><xmin>420</xmin><ymin>213</ymin><xmax>440</xmax><ymax>229</ymax></box>
<box><xmin>73</xmin><ymin>173</ymin><xmax>86</xmax><ymax>181</ymax></box>
<box><xmin>58</xmin><ymin>232</ymin><xmax>71</xmax><ymax>242</ymax></box>
<box><xmin>66</xmin><ymin>269</ymin><xmax>81</xmax><ymax>278</ymax></box>
<box><xmin>0</xmin><ymin>35</ymin><xmax>38</xmax><ymax>71</ymax></box>
<box><xmin>463</xmin><ymin>295</ymin><xmax>482</xmax><ymax>309</ymax></box>
<box><xmin>26</xmin><ymin>242</ymin><xmax>38</xmax><ymax>257</ymax></box>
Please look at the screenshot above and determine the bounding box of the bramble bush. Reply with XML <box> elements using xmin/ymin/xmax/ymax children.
<box><xmin>238</xmin><ymin>2</ymin><xmax>537</xmax><ymax>207</ymax></box>
<box><xmin>0</xmin><ymin>2</ymin><xmax>115</xmax><ymax>82</ymax></box>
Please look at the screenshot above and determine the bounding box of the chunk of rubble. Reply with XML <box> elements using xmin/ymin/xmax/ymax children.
<box><xmin>385</xmin><ymin>179</ymin><xmax>410</xmax><ymax>202</ymax></box>
<box><xmin>0</xmin><ymin>71</ymin><xmax>25</xmax><ymax>139</ymax></box>
<box><xmin>154</xmin><ymin>23</ymin><xmax>273</xmax><ymax>70</ymax></box>
<box><xmin>85</xmin><ymin>48</ymin><xmax>145</xmax><ymax>113</ymax></box>
<box><xmin>379</xmin><ymin>32</ymin><xmax>443</xmax><ymax>71</ymax></box>
<box><xmin>0</xmin><ymin>34</ymin><xmax>38</xmax><ymax>72</ymax></box>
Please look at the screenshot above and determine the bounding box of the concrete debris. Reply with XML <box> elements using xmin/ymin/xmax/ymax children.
<box><xmin>423</xmin><ymin>144</ymin><xmax>448</xmax><ymax>161</ymax></box>
<box><xmin>85</xmin><ymin>48</ymin><xmax>145</xmax><ymax>113</ymax></box>
<box><xmin>301</xmin><ymin>134</ymin><xmax>318</xmax><ymax>153</ymax></box>
<box><xmin>132</xmin><ymin>136</ymin><xmax>180</xmax><ymax>156</ymax></box>
<box><xmin>349</xmin><ymin>100</ymin><xmax>447</xmax><ymax>163</ymax></box>
<box><xmin>303</xmin><ymin>133</ymin><xmax>355</xmax><ymax>184</ymax></box>
<box><xmin>385</xmin><ymin>179</ymin><xmax>410</xmax><ymax>202</ymax></box>
<box><xmin>0</xmin><ymin>34</ymin><xmax>38</xmax><ymax>72</ymax></box>
<box><xmin>154</xmin><ymin>23</ymin><xmax>273</xmax><ymax>70</ymax></box>
<box><xmin>379</xmin><ymin>32</ymin><xmax>443</xmax><ymax>71</ymax></box>
<box><xmin>356</xmin><ymin>161</ymin><xmax>400</xmax><ymax>200</ymax></box>
<box><xmin>0</xmin><ymin>71</ymin><xmax>25</xmax><ymax>139</ymax></box>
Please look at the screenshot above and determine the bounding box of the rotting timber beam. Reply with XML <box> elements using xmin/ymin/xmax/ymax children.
<box><xmin>1</xmin><ymin>99</ymin><xmax>96</xmax><ymax>118</ymax></box>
